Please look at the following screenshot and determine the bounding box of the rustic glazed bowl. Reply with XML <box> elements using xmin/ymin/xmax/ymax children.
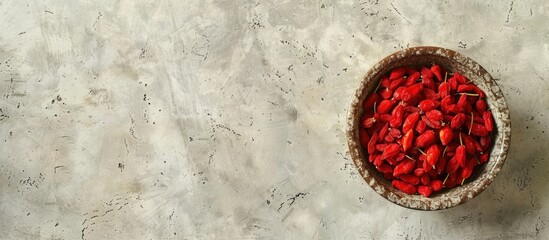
<box><xmin>347</xmin><ymin>46</ymin><xmax>511</xmax><ymax>210</ymax></box>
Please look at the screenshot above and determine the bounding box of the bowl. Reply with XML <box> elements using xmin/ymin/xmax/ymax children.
<box><xmin>346</xmin><ymin>46</ymin><xmax>511</xmax><ymax>210</ymax></box>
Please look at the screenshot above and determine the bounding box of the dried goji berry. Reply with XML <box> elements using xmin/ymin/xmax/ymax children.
<box><xmin>479</xmin><ymin>153</ymin><xmax>489</xmax><ymax>164</ymax></box>
<box><xmin>402</xmin><ymin>129</ymin><xmax>414</xmax><ymax>152</ymax></box>
<box><xmin>420</xmin><ymin>174</ymin><xmax>431</xmax><ymax>185</ymax></box>
<box><xmin>393</xmin><ymin>86</ymin><xmax>406</xmax><ymax>101</ymax></box>
<box><xmin>483</xmin><ymin>111</ymin><xmax>494</xmax><ymax>132</ymax></box>
<box><xmin>456</xmin><ymin>145</ymin><xmax>466</xmax><ymax>168</ymax></box>
<box><xmin>403</xmin><ymin>112</ymin><xmax>420</xmax><ymax>133</ymax></box>
<box><xmin>359</xmin><ymin>128</ymin><xmax>370</xmax><ymax>148</ymax></box>
<box><xmin>439</xmin><ymin>126</ymin><xmax>453</xmax><ymax>146</ymax></box>
<box><xmin>375</xmin><ymin>143</ymin><xmax>387</xmax><ymax>152</ymax></box>
<box><xmin>457</xmin><ymin>84</ymin><xmax>476</xmax><ymax>93</ymax></box>
<box><xmin>381</xmin><ymin>77</ymin><xmax>391</xmax><ymax>88</ymax></box>
<box><xmin>418</xmin><ymin>99</ymin><xmax>440</xmax><ymax>112</ymax></box>
<box><xmin>422</xmin><ymin>77</ymin><xmax>436</xmax><ymax>90</ymax></box>
<box><xmin>362</xmin><ymin>117</ymin><xmax>376</xmax><ymax>128</ymax></box>
<box><xmin>474</xmin><ymin>86</ymin><xmax>486</xmax><ymax>98</ymax></box>
<box><xmin>379</xmin><ymin>123</ymin><xmax>390</xmax><ymax>141</ymax></box>
<box><xmin>431</xmin><ymin>180</ymin><xmax>443</xmax><ymax>191</ymax></box>
<box><xmin>480</xmin><ymin>136</ymin><xmax>492</xmax><ymax>150</ymax></box>
<box><xmin>392</xmin><ymin>180</ymin><xmax>417</xmax><ymax>195</ymax></box>
<box><xmin>422</xmin><ymin>115</ymin><xmax>442</xmax><ymax>129</ymax></box>
<box><xmin>414</xmin><ymin>168</ymin><xmax>426</xmax><ymax>177</ymax></box>
<box><xmin>389</xmin><ymin>67</ymin><xmax>406</xmax><ymax>80</ymax></box>
<box><xmin>378</xmin><ymin>163</ymin><xmax>393</xmax><ymax>174</ymax></box>
<box><xmin>368</xmin><ymin>133</ymin><xmax>378</xmax><ymax>155</ymax></box>
<box><xmin>438</xmin><ymin>82</ymin><xmax>450</xmax><ymax>98</ymax></box>
<box><xmin>454</xmin><ymin>72</ymin><xmax>467</xmax><ymax>84</ymax></box>
<box><xmin>364</xmin><ymin>93</ymin><xmax>380</xmax><ymax>110</ymax></box>
<box><xmin>451</xmin><ymin>113</ymin><xmax>466</xmax><ymax>129</ymax></box>
<box><xmin>400</xmin><ymin>174</ymin><xmax>420</xmax><ymax>185</ymax></box>
<box><xmin>421</xmin><ymin>67</ymin><xmax>434</xmax><ymax>79</ymax></box>
<box><xmin>417</xmin><ymin>185</ymin><xmax>432</xmax><ymax>197</ymax></box>
<box><xmin>431</xmin><ymin>65</ymin><xmax>443</xmax><ymax>82</ymax></box>
<box><xmin>445</xmin><ymin>156</ymin><xmax>459</xmax><ymax>174</ymax></box>
<box><xmin>415</xmin><ymin>120</ymin><xmax>428</xmax><ymax>134</ymax></box>
<box><xmin>421</xmin><ymin>88</ymin><xmax>440</xmax><ymax>100</ymax></box>
<box><xmin>393</xmin><ymin>159</ymin><xmax>415</xmax><ymax>177</ymax></box>
<box><xmin>380</xmin><ymin>88</ymin><xmax>393</xmax><ymax>99</ymax></box>
<box><xmin>401</xmin><ymin>83</ymin><xmax>424</xmax><ymax>102</ymax></box>
<box><xmin>415</xmin><ymin>130</ymin><xmax>436</xmax><ymax>148</ymax></box>
<box><xmin>426</xmin><ymin>109</ymin><xmax>443</xmax><ymax>122</ymax></box>
<box><xmin>475</xmin><ymin>99</ymin><xmax>487</xmax><ymax>113</ymax></box>
<box><xmin>377</xmin><ymin>100</ymin><xmax>396</xmax><ymax>114</ymax></box>
<box><xmin>448</xmin><ymin>76</ymin><xmax>458</xmax><ymax>90</ymax></box>
<box><xmin>384</xmin><ymin>134</ymin><xmax>395</xmax><ymax>143</ymax></box>
<box><xmin>469</xmin><ymin>123</ymin><xmax>489</xmax><ymax>137</ymax></box>
<box><xmin>389</xmin><ymin>78</ymin><xmax>406</xmax><ymax>91</ymax></box>
<box><xmin>378</xmin><ymin>113</ymin><xmax>392</xmax><ymax>123</ymax></box>
<box><xmin>382</xmin><ymin>143</ymin><xmax>401</xmax><ymax>160</ymax></box>
<box><xmin>426</xmin><ymin>144</ymin><xmax>441</xmax><ymax>167</ymax></box>
<box><xmin>405</xmin><ymin>72</ymin><xmax>421</xmax><ymax>86</ymax></box>
<box><xmin>390</xmin><ymin>104</ymin><xmax>405</xmax><ymax>128</ymax></box>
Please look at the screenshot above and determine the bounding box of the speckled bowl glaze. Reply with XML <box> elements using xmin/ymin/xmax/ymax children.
<box><xmin>347</xmin><ymin>46</ymin><xmax>511</xmax><ymax>210</ymax></box>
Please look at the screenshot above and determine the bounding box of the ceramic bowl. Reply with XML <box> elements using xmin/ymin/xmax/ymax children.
<box><xmin>346</xmin><ymin>46</ymin><xmax>511</xmax><ymax>210</ymax></box>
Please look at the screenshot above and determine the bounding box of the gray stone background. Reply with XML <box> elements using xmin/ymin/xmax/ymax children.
<box><xmin>1</xmin><ymin>0</ymin><xmax>548</xmax><ymax>239</ymax></box>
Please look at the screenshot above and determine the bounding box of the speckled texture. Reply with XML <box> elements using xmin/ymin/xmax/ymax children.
<box><xmin>347</xmin><ymin>46</ymin><xmax>511</xmax><ymax>210</ymax></box>
<box><xmin>1</xmin><ymin>0</ymin><xmax>548</xmax><ymax>239</ymax></box>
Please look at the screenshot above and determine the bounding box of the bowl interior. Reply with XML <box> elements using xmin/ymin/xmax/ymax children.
<box><xmin>347</xmin><ymin>46</ymin><xmax>511</xmax><ymax>210</ymax></box>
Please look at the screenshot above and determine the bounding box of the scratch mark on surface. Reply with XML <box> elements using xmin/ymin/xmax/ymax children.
<box><xmin>505</xmin><ymin>1</ymin><xmax>514</xmax><ymax>23</ymax></box>
<box><xmin>390</xmin><ymin>3</ymin><xmax>411</xmax><ymax>24</ymax></box>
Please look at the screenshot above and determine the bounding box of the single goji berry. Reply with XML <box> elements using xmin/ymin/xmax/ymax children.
<box><xmin>367</xmin><ymin>133</ymin><xmax>378</xmax><ymax>155</ymax></box>
<box><xmin>421</xmin><ymin>88</ymin><xmax>440</xmax><ymax>100</ymax></box>
<box><xmin>421</xmin><ymin>174</ymin><xmax>431</xmax><ymax>185</ymax></box>
<box><xmin>403</xmin><ymin>112</ymin><xmax>420</xmax><ymax>133</ymax></box>
<box><xmin>401</xmin><ymin>83</ymin><xmax>424</xmax><ymax>102</ymax></box>
<box><xmin>475</xmin><ymin>99</ymin><xmax>487</xmax><ymax>113</ymax></box>
<box><xmin>448</xmin><ymin>76</ymin><xmax>458</xmax><ymax>90</ymax></box>
<box><xmin>392</xmin><ymin>180</ymin><xmax>417</xmax><ymax>195</ymax></box>
<box><xmin>436</xmin><ymin>155</ymin><xmax>447</xmax><ymax>175</ymax></box>
<box><xmin>390</xmin><ymin>104</ymin><xmax>404</xmax><ymax>128</ymax></box>
<box><xmin>393</xmin><ymin>86</ymin><xmax>406</xmax><ymax>101</ymax></box>
<box><xmin>457</xmin><ymin>84</ymin><xmax>476</xmax><ymax>93</ymax></box>
<box><xmin>417</xmin><ymin>185</ymin><xmax>433</xmax><ymax>197</ymax></box>
<box><xmin>431</xmin><ymin>180</ymin><xmax>443</xmax><ymax>191</ymax></box>
<box><xmin>426</xmin><ymin>109</ymin><xmax>443</xmax><ymax>122</ymax></box>
<box><xmin>377</xmin><ymin>163</ymin><xmax>393</xmax><ymax>174</ymax></box>
<box><xmin>381</xmin><ymin>77</ymin><xmax>391</xmax><ymax>88</ymax></box>
<box><xmin>456</xmin><ymin>145</ymin><xmax>466</xmax><ymax>168</ymax></box>
<box><xmin>431</xmin><ymin>65</ymin><xmax>443</xmax><ymax>82</ymax></box>
<box><xmin>380</xmin><ymin>88</ymin><xmax>393</xmax><ymax>99</ymax></box>
<box><xmin>389</xmin><ymin>67</ymin><xmax>406</xmax><ymax>80</ymax></box>
<box><xmin>378</xmin><ymin>113</ymin><xmax>392</xmax><ymax>123</ymax></box>
<box><xmin>439</xmin><ymin>125</ymin><xmax>453</xmax><ymax>146</ymax></box>
<box><xmin>422</xmin><ymin>157</ymin><xmax>433</xmax><ymax>172</ymax></box>
<box><xmin>405</xmin><ymin>72</ymin><xmax>421</xmax><ymax>86</ymax></box>
<box><xmin>379</xmin><ymin>123</ymin><xmax>390</xmax><ymax>141</ymax></box>
<box><xmin>396</xmin><ymin>153</ymin><xmax>406</xmax><ymax>162</ymax></box>
<box><xmin>469</xmin><ymin>123</ymin><xmax>489</xmax><ymax>137</ymax></box>
<box><xmin>386</xmin><ymin>156</ymin><xmax>398</xmax><ymax>165</ymax></box>
<box><xmin>377</xmin><ymin>100</ymin><xmax>396</xmax><ymax>114</ymax></box>
<box><xmin>440</xmin><ymin>95</ymin><xmax>453</xmax><ymax>114</ymax></box>
<box><xmin>362</xmin><ymin>117</ymin><xmax>376</xmax><ymax>128</ymax></box>
<box><xmin>438</xmin><ymin>82</ymin><xmax>450</xmax><ymax>98</ymax></box>
<box><xmin>426</xmin><ymin>144</ymin><xmax>441</xmax><ymax>167</ymax></box>
<box><xmin>418</xmin><ymin>99</ymin><xmax>440</xmax><ymax>112</ymax></box>
<box><xmin>389</xmin><ymin>128</ymin><xmax>402</xmax><ymax>139</ymax></box>
<box><xmin>457</xmin><ymin>94</ymin><xmax>468</xmax><ymax>110</ymax></box>
<box><xmin>422</xmin><ymin>77</ymin><xmax>436</xmax><ymax>90</ymax></box>
<box><xmin>393</xmin><ymin>159</ymin><xmax>415</xmax><ymax>177</ymax></box>
<box><xmin>369</xmin><ymin>153</ymin><xmax>376</xmax><ymax>163</ymax></box>
<box><xmin>460</xmin><ymin>158</ymin><xmax>477</xmax><ymax>181</ymax></box>
<box><xmin>364</xmin><ymin>93</ymin><xmax>380</xmax><ymax>110</ymax></box>
<box><xmin>480</xmin><ymin>136</ymin><xmax>492</xmax><ymax>150</ymax></box>
<box><xmin>479</xmin><ymin>152</ymin><xmax>489</xmax><ymax>164</ymax></box>
<box><xmin>474</xmin><ymin>86</ymin><xmax>486</xmax><ymax>98</ymax></box>
<box><xmin>375</xmin><ymin>143</ymin><xmax>387</xmax><ymax>152</ymax></box>
<box><xmin>445</xmin><ymin>156</ymin><xmax>459</xmax><ymax>174</ymax></box>
<box><xmin>389</xmin><ymin>78</ymin><xmax>405</xmax><ymax>91</ymax></box>
<box><xmin>415</xmin><ymin>120</ymin><xmax>428</xmax><ymax>134</ymax></box>
<box><xmin>483</xmin><ymin>111</ymin><xmax>494</xmax><ymax>132</ymax></box>
<box><xmin>451</xmin><ymin>113</ymin><xmax>466</xmax><ymax>129</ymax></box>
<box><xmin>454</xmin><ymin>71</ymin><xmax>467</xmax><ymax>84</ymax></box>
<box><xmin>415</xmin><ymin>130</ymin><xmax>436</xmax><ymax>148</ymax></box>
<box><xmin>413</xmin><ymin>168</ymin><xmax>425</xmax><ymax>177</ymax></box>
<box><xmin>400</xmin><ymin>174</ymin><xmax>420</xmax><ymax>185</ymax></box>
<box><xmin>384</xmin><ymin>134</ymin><xmax>395</xmax><ymax>143</ymax></box>
<box><xmin>421</xmin><ymin>67</ymin><xmax>434</xmax><ymax>79</ymax></box>
<box><xmin>382</xmin><ymin>143</ymin><xmax>401</xmax><ymax>160</ymax></box>
<box><xmin>402</xmin><ymin>129</ymin><xmax>414</xmax><ymax>152</ymax></box>
<box><xmin>373</xmin><ymin>154</ymin><xmax>384</xmax><ymax>167</ymax></box>
<box><xmin>461</xmin><ymin>134</ymin><xmax>476</xmax><ymax>155</ymax></box>
<box><xmin>422</xmin><ymin>115</ymin><xmax>442</xmax><ymax>129</ymax></box>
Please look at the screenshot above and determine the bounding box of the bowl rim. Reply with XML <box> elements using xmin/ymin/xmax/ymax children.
<box><xmin>346</xmin><ymin>46</ymin><xmax>511</xmax><ymax>210</ymax></box>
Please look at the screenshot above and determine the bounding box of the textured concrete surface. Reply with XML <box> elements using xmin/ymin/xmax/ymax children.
<box><xmin>1</xmin><ymin>0</ymin><xmax>548</xmax><ymax>239</ymax></box>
